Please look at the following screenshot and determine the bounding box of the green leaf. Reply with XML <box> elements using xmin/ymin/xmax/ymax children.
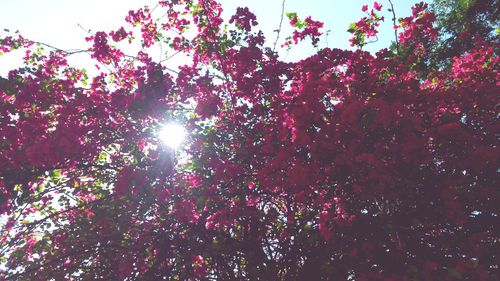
<box><xmin>285</xmin><ymin>12</ymin><xmax>297</xmax><ymax>20</ymax></box>
<box><xmin>347</xmin><ymin>23</ymin><xmax>357</xmax><ymax>33</ymax></box>
<box><xmin>97</xmin><ymin>151</ymin><xmax>109</xmax><ymax>163</ymax></box>
<box><xmin>52</xmin><ymin>169</ymin><xmax>61</xmax><ymax>178</ymax></box>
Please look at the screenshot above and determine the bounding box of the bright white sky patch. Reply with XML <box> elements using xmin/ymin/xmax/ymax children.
<box><xmin>0</xmin><ymin>0</ymin><xmax>424</xmax><ymax>77</ymax></box>
<box><xmin>158</xmin><ymin>123</ymin><xmax>186</xmax><ymax>148</ymax></box>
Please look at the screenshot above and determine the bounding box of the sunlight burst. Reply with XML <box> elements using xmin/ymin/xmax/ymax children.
<box><xmin>158</xmin><ymin>123</ymin><xmax>186</xmax><ymax>148</ymax></box>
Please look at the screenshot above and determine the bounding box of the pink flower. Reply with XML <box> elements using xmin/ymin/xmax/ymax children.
<box><xmin>374</xmin><ymin>1</ymin><xmax>382</xmax><ymax>11</ymax></box>
<box><xmin>361</xmin><ymin>5</ymin><xmax>368</xmax><ymax>12</ymax></box>
<box><xmin>248</xmin><ymin>181</ymin><xmax>255</xmax><ymax>189</ymax></box>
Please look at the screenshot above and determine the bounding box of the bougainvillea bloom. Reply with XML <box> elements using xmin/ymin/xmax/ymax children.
<box><xmin>0</xmin><ymin>1</ymin><xmax>498</xmax><ymax>280</ymax></box>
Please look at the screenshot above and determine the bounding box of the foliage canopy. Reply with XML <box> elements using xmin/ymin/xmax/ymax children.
<box><xmin>0</xmin><ymin>1</ymin><xmax>498</xmax><ymax>280</ymax></box>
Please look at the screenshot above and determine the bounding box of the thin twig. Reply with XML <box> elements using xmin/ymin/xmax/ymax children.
<box><xmin>364</xmin><ymin>35</ymin><xmax>379</xmax><ymax>46</ymax></box>
<box><xmin>149</xmin><ymin>2</ymin><xmax>161</xmax><ymax>14</ymax></box>
<box><xmin>77</xmin><ymin>23</ymin><xmax>92</xmax><ymax>34</ymax></box>
<box><xmin>387</xmin><ymin>0</ymin><xmax>400</xmax><ymax>55</ymax></box>
<box><xmin>159</xmin><ymin>50</ymin><xmax>182</xmax><ymax>63</ymax></box>
<box><xmin>272</xmin><ymin>0</ymin><xmax>286</xmax><ymax>53</ymax></box>
<box><xmin>35</xmin><ymin>41</ymin><xmax>89</xmax><ymax>56</ymax></box>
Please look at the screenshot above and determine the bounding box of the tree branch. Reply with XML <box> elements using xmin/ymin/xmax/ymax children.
<box><xmin>388</xmin><ymin>0</ymin><xmax>400</xmax><ymax>55</ymax></box>
<box><xmin>273</xmin><ymin>0</ymin><xmax>286</xmax><ymax>53</ymax></box>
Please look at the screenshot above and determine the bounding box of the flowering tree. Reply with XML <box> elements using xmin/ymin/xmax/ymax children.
<box><xmin>429</xmin><ymin>0</ymin><xmax>500</xmax><ymax>68</ymax></box>
<box><xmin>1</xmin><ymin>1</ymin><xmax>498</xmax><ymax>280</ymax></box>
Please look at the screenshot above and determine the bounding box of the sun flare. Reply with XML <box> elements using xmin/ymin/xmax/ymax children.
<box><xmin>158</xmin><ymin>123</ymin><xmax>186</xmax><ymax>148</ymax></box>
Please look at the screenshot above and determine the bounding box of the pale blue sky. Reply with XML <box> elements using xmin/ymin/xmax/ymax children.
<box><xmin>0</xmin><ymin>0</ymin><xmax>425</xmax><ymax>75</ymax></box>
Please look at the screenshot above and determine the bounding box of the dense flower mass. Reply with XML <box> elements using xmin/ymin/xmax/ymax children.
<box><xmin>0</xmin><ymin>0</ymin><xmax>498</xmax><ymax>280</ymax></box>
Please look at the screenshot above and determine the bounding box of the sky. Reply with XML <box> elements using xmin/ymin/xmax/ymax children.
<box><xmin>0</xmin><ymin>0</ymin><xmax>425</xmax><ymax>76</ymax></box>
